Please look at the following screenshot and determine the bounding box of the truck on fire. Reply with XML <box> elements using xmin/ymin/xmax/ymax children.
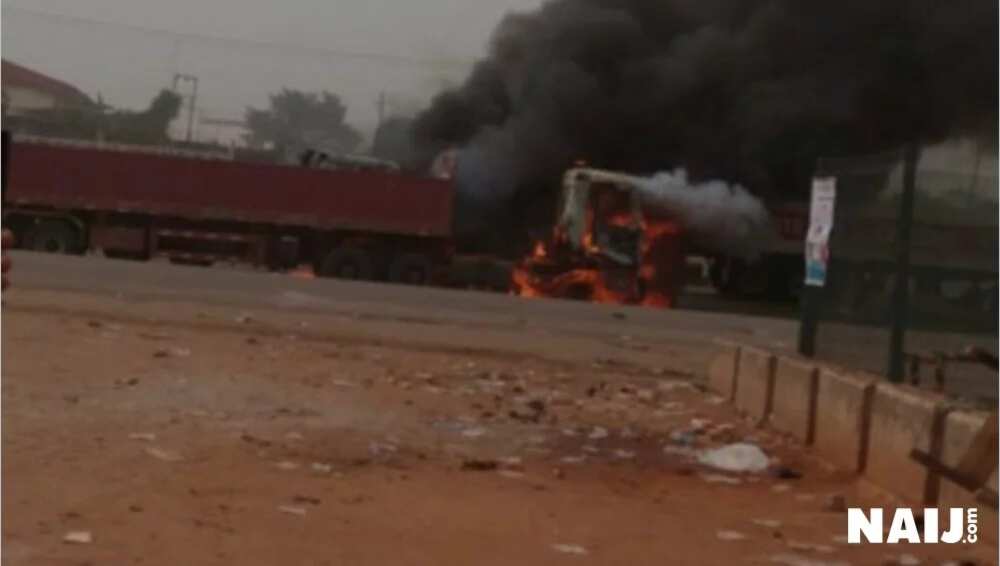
<box><xmin>511</xmin><ymin>167</ymin><xmax>686</xmax><ymax>308</ymax></box>
<box><xmin>3</xmin><ymin>135</ymin><xmax>454</xmax><ymax>284</ymax></box>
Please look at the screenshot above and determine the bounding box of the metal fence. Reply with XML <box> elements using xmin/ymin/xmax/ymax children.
<box><xmin>800</xmin><ymin>146</ymin><xmax>998</xmax><ymax>405</ymax></box>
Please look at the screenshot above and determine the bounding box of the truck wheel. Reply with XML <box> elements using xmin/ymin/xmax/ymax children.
<box><xmin>318</xmin><ymin>247</ymin><xmax>373</xmax><ymax>280</ymax></box>
<box><xmin>389</xmin><ymin>253</ymin><xmax>431</xmax><ymax>285</ymax></box>
<box><xmin>27</xmin><ymin>220</ymin><xmax>82</xmax><ymax>254</ymax></box>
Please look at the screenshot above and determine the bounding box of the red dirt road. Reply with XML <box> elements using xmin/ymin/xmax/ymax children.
<box><xmin>2</xmin><ymin>286</ymin><xmax>994</xmax><ymax>565</ymax></box>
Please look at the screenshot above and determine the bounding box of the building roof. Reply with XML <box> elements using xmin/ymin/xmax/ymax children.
<box><xmin>2</xmin><ymin>59</ymin><xmax>92</xmax><ymax>107</ymax></box>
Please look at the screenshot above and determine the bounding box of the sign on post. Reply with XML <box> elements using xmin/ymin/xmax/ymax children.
<box><xmin>804</xmin><ymin>177</ymin><xmax>837</xmax><ymax>287</ymax></box>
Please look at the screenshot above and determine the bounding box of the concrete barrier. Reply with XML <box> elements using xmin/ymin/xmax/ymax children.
<box><xmin>812</xmin><ymin>369</ymin><xmax>875</xmax><ymax>473</ymax></box>
<box><xmin>864</xmin><ymin>384</ymin><xmax>950</xmax><ymax>504</ymax></box>
<box><xmin>770</xmin><ymin>356</ymin><xmax>819</xmax><ymax>444</ymax></box>
<box><xmin>706</xmin><ymin>342</ymin><xmax>740</xmax><ymax>401</ymax></box>
<box><xmin>938</xmin><ymin>410</ymin><xmax>998</xmax><ymax>543</ymax></box>
<box><xmin>707</xmin><ymin>344</ymin><xmax>998</xmax><ymax>516</ymax></box>
<box><xmin>733</xmin><ymin>346</ymin><xmax>775</xmax><ymax>425</ymax></box>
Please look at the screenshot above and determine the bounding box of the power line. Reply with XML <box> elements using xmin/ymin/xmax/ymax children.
<box><xmin>3</xmin><ymin>5</ymin><xmax>476</xmax><ymax>69</ymax></box>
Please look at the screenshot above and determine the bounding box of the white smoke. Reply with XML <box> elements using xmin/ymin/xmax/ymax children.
<box><xmin>634</xmin><ymin>169</ymin><xmax>773</xmax><ymax>259</ymax></box>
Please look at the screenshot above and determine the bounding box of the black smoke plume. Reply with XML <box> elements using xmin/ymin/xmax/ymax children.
<box><xmin>412</xmin><ymin>0</ymin><xmax>997</xmax><ymax>249</ymax></box>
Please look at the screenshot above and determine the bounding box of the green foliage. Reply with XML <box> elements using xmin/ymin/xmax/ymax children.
<box><xmin>245</xmin><ymin>89</ymin><xmax>362</xmax><ymax>154</ymax></box>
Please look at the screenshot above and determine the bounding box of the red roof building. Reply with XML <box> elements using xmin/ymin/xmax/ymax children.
<box><xmin>2</xmin><ymin>59</ymin><xmax>92</xmax><ymax>116</ymax></box>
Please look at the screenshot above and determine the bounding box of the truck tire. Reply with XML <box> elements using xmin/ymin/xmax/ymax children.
<box><xmin>27</xmin><ymin>220</ymin><xmax>82</xmax><ymax>254</ymax></box>
<box><xmin>318</xmin><ymin>247</ymin><xmax>373</xmax><ymax>280</ymax></box>
<box><xmin>389</xmin><ymin>253</ymin><xmax>432</xmax><ymax>285</ymax></box>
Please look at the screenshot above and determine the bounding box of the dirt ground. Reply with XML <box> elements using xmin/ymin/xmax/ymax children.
<box><xmin>2</xmin><ymin>287</ymin><xmax>995</xmax><ymax>565</ymax></box>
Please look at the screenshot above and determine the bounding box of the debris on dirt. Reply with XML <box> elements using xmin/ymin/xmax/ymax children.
<box><xmin>613</xmin><ymin>449</ymin><xmax>636</xmax><ymax>460</ymax></box>
<box><xmin>893</xmin><ymin>554</ymin><xmax>921</xmax><ymax>566</ymax></box>
<box><xmin>669</xmin><ymin>430</ymin><xmax>698</xmax><ymax>446</ymax></box>
<box><xmin>291</xmin><ymin>495</ymin><xmax>321</xmax><ymax>505</ymax></box>
<box><xmin>310</xmin><ymin>462</ymin><xmax>333</xmax><ymax>474</ymax></box>
<box><xmin>274</xmin><ymin>460</ymin><xmax>300</xmax><ymax>471</ymax></box>
<box><xmin>824</xmin><ymin>494</ymin><xmax>847</xmax><ymax>513</ymax></box>
<box><xmin>794</xmin><ymin>493</ymin><xmax>817</xmax><ymax>503</ymax></box>
<box><xmin>498</xmin><ymin>470</ymin><xmax>526</xmax><ymax>479</ymax></box>
<box><xmin>240</xmin><ymin>433</ymin><xmax>272</xmax><ymax>448</ymax></box>
<box><xmin>588</xmin><ymin>426</ymin><xmax>609</xmax><ymax>440</ymax></box>
<box><xmin>153</xmin><ymin>347</ymin><xmax>191</xmax><ymax>358</ymax></box>
<box><xmin>716</xmin><ymin>530</ymin><xmax>748</xmax><ymax>541</ymax></box>
<box><xmin>331</xmin><ymin>379</ymin><xmax>356</xmax><ymax>388</ymax></box>
<box><xmin>235</xmin><ymin>313</ymin><xmax>254</xmax><ymax>324</ymax></box>
<box><xmin>612</xmin><ymin>311</ymin><xmax>626</xmax><ymax>320</ymax></box>
<box><xmin>62</xmin><ymin>531</ymin><xmax>93</xmax><ymax>544</ymax></box>
<box><xmin>768</xmin><ymin>554</ymin><xmax>851</xmax><ymax>566</ymax></box>
<box><xmin>773</xmin><ymin>466</ymin><xmax>803</xmax><ymax>480</ymax></box>
<box><xmin>786</xmin><ymin>541</ymin><xmax>835</xmax><ymax>553</ymax></box>
<box><xmin>284</xmin><ymin>431</ymin><xmax>304</xmax><ymax>442</ymax></box>
<box><xmin>461</xmin><ymin>459</ymin><xmax>499</xmax><ymax>471</ymax></box>
<box><xmin>771</xmin><ymin>483</ymin><xmax>792</xmax><ymax>493</ymax></box>
<box><xmin>552</xmin><ymin>467</ymin><xmax>566</xmax><ymax>479</ymax></box>
<box><xmin>87</xmin><ymin>320</ymin><xmax>103</xmax><ymax>329</ymax></box>
<box><xmin>278</xmin><ymin>505</ymin><xmax>307</xmax><ymax>517</ymax></box>
<box><xmin>145</xmin><ymin>447</ymin><xmax>183</xmax><ymax>462</ymax></box>
<box><xmin>461</xmin><ymin>427</ymin><xmax>487</xmax><ymax>439</ymax></box>
<box><xmin>752</xmin><ymin>519</ymin><xmax>783</xmax><ymax>529</ymax></box>
<box><xmin>697</xmin><ymin>443</ymin><xmax>770</xmax><ymax>473</ymax></box>
<box><xmin>550</xmin><ymin>543</ymin><xmax>589</xmax><ymax>555</ymax></box>
<box><xmin>561</xmin><ymin>455</ymin><xmax>587</xmax><ymax>465</ymax></box>
<box><xmin>700</xmin><ymin>473</ymin><xmax>743</xmax><ymax>485</ymax></box>
<box><xmin>128</xmin><ymin>432</ymin><xmax>157</xmax><ymax>442</ymax></box>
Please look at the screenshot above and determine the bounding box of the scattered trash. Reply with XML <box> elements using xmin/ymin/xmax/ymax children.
<box><xmin>794</xmin><ymin>493</ymin><xmax>816</xmax><ymax>502</ymax></box>
<box><xmin>824</xmin><ymin>494</ymin><xmax>847</xmax><ymax>513</ymax></box>
<box><xmin>700</xmin><ymin>473</ymin><xmax>743</xmax><ymax>485</ymax></box>
<box><xmin>768</xmin><ymin>554</ymin><xmax>851</xmax><ymax>566</ymax></box>
<box><xmin>498</xmin><ymin>470</ymin><xmax>526</xmax><ymax>479</ymax></box>
<box><xmin>461</xmin><ymin>427</ymin><xmax>487</xmax><ymax>439</ymax></box>
<box><xmin>772</xmin><ymin>466</ymin><xmax>803</xmax><ymax>480</ymax></box>
<box><xmin>550</xmin><ymin>543</ymin><xmax>589</xmax><ymax>556</ymax></box>
<box><xmin>461</xmin><ymin>459</ymin><xmax>499</xmax><ymax>471</ymax></box>
<box><xmin>662</xmin><ymin>445</ymin><xmax>696</xmax><ymax>458</ymax></box>
<box><xmin>330</xmin><ymin>379</ymin><xmax>356</xmax><ymax>388</ymax></box>
<box><xmin>236</xmin><ymin>314</ymin><xmax>254</xmax><ymax>324</ymax></box>
<box><xmin>581</xmin><ymin>445</ymin><xmax>600</xmax><ymax>454</ymax></box>
<box><xmin>278</xmin><ymin>505</ymin><xmax>307</xmax><ymax>516</ymax></box>
<box><xmin>698</xmin><ymin>443</ymin><xmax>770</xmax><ymax>473</ymax></box>
<box><xmin>284</xmin><ymin>431</ymin><xmax>304</xmax><ymax>441</ymax></box>
<box><xmin>291</xmin><ymin>495</ymin><xmax>321</xmax><ymax>505</ymax></box>
<box><xmin>612</xmin><ymin>449</ymin><xmax>636</xmax><ymax>460</ymax></box>
<box><xmin>830</xmin><ymin>535</ymin><xmax>850</xmax><ymax>545</ymax></box>
<box><xmin>145</xmin><ymin>447</ymin><xmax>182</xmax><ymax>462</ymax></box>
<box><xmin>752</xmin><ymin>519</ymin><xmax>783</xmax><ymax>529</ymax></box>
<box><xmin>368</xmin><ymin>442</ymin><xmax>398</xmax><ymax>457</ymax></box>
<box><xmin>786</xmin><ymin>541</ymin><xmax>835</xmax><ymax>553</ymax></box>
<box><xmin>62</xmin><ymin>531</ymin><xmax>93</xmax><ymax>544</ymax></box>
<box><xmin>589</xmin><ymin>426</ymin><xmax>609</xmax><ymax>440</ymax></box>
<box><xmin>771</xmin><ymin>483</ymin><xmax>792</xmax><ymax>493</ymax></box>
<box><xmin>716</xmin><ymin>530</ymin><xmax>748</xmax><ymax>541</ymax></box>
<box><xmin>274</xmin><ymin>460</ymin><xmax>300</xmax><ymax>471</ymax></box>
<box><xmin>310</xmin><ymin>462</ymin><xmax>333</xmax><ymax>474</ymax></box>
<box><xmin>669</xmin><ymin>430</ymin><xmax>698</xmax><ymax>446</ymax></box>
<box><xmin>128</xmin><ymin>432</ymin><xmax>156</xmax><ymax>442</ymax></box>
<box><xmin>561</xmin><ymin>455</ymin><xmax>586</xmax><ymax>465</ymax></box>
<box><xmin>896</xmin><ymin>555</ymin><xmax>920</xmax><ymax>566</ymax></box>
<box><xmin>552</xmin><ymin>467</ymin><xmax>566</xmax><ymax>479</ymax></box>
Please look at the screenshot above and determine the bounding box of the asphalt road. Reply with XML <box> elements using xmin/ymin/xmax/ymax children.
<box><xmin>7</xmin><ymin>251</ymin><xmax>996</xmax><ymax>402</ymax></box>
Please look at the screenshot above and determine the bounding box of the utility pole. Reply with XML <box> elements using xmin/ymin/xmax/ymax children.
<box><xmin>375</xmin><ymin>91</ymin><xmax>387</xmax><ymax>132</ymax></box>
<box><xmin>887</xmin><ymin>142</ymin><xmax>921</xmax><ymax>382</ymax></box>
<box><xmin>172</xmin><ymin>73</ymin><xmax>199</xmax><ymax>143</ymax></box>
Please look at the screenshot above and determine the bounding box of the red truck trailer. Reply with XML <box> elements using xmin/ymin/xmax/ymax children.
<box><xmin>3</xmin><ymin>135</ymin><xmax>454</xmax><ymax>284</ymax></box>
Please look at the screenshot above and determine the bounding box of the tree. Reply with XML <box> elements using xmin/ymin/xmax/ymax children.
<box><xmin>245</xmin><ymin>89</ymin><xmax>362</xmax><ymax>154</ymax></box>
<box><xmin>106</xmin><ymin>89</ymin><xmax>182</xmax><ymax>144</ymax></box>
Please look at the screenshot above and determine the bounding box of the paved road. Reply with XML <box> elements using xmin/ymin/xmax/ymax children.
<box><xmin>8</xmin><ymin>251</ymin><xmax>996</xmax><ymax>402</ymax></box>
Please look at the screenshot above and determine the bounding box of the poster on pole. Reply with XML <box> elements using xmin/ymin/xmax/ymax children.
<box><xmin>804</xmin><ymin>177</ymin><xmax>837</xmax><ymax>287</ymax></box>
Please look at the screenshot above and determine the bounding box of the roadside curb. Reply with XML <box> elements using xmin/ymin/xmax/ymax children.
<box><xmin>705</xmin><ymin>343</ymin><xmax>997</xmax><ymax>542</ymax></box>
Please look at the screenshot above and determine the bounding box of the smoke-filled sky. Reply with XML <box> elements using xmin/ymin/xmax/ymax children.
<box><xmin>1</xmin><ymin>0</ymin><xmax>545</xmax><ymax>139</ymax></box>
<box><xmin>415</xmin><ymin>0</ymin><xmax>998</xmax><ymax>208</ymax></box>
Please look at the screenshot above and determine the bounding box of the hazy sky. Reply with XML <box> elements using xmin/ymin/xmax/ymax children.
<box><xmin>2</xmin><ymin>0</ymin><xmax>544</xmax><ymax>142</ymax></box>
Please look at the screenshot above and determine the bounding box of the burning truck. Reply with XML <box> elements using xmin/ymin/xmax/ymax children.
<box><xmin>511</xmin><ymin>166</ymin><xmax>686</xmax><ymax>308</ymax></box>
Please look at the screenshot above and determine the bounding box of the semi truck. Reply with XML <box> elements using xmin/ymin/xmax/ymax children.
<box><xmin>2</xmin><ymin>134</ymin><xmax>454</xmax><ymax>284</ymax></box>
<box><xmin>511</xmin><ymin>167</ymin><xmax>686</xmax><ymax>308</ymax></box>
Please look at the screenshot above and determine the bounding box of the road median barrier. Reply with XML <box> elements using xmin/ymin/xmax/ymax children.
<box><xmin>707</xmin><ymin>342</ymin><xmax>995</xmax><ymax>514</ymax></box>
